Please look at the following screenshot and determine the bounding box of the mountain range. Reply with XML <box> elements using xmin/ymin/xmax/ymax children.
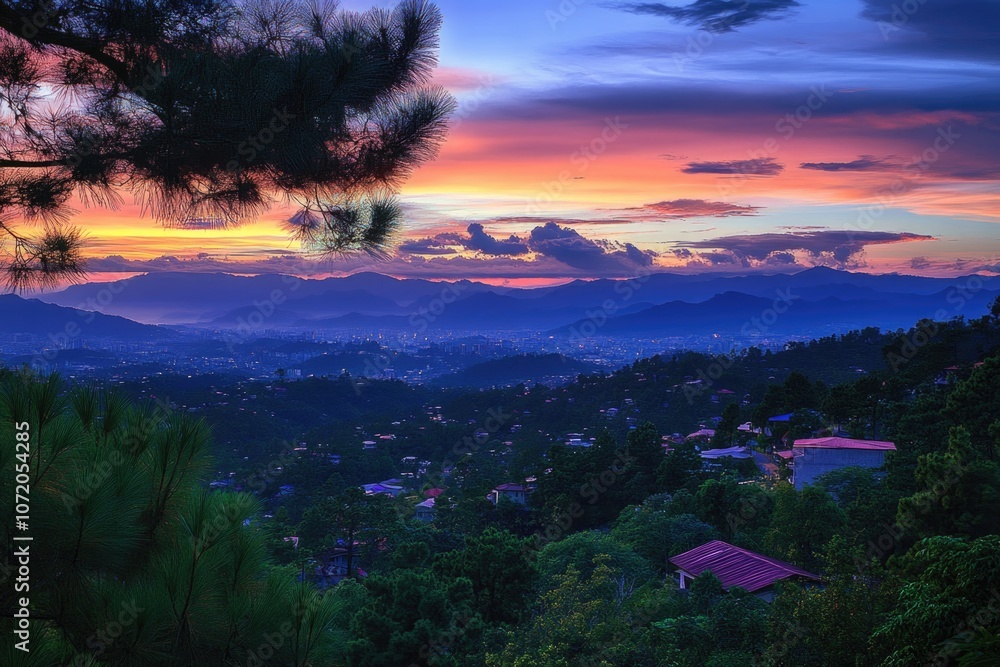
<box><xmin>24</xmin><ymin>267</ymin><xmax>1000</xmax><ymax>338</ymax></box>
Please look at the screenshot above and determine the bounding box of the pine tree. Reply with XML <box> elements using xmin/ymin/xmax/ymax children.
<box><xmin>0</xmin><ymin>374</ymin><xmax>343</xmax><ymax>665</ymax></box>
<box><xmin>0</xmin><ymin>0</ymin><xmax>454</xmax><ymax>289</ymax></box>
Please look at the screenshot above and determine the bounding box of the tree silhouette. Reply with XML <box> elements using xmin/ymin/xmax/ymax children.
<box><xmin>0</xmin><ymin>0</ymin><xmax>454</xmax><ymax>289</ymax></box>
<box><xmin>0</xmin><ymin>374</ymin><xmax>344</xmax><ymax>665</ymax></box>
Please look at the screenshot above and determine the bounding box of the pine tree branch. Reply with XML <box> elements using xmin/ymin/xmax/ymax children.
<box><xmin>0</xmin><ymin>2</ymin><xmax>130</xmax><ymax>82</ymax></box>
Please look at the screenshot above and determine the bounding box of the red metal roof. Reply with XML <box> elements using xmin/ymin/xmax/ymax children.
<box><xmin>793</xmin><ymin>436</ymin><xmax>896</xmax><ymax>451</ymax></box>
<box><xmin>494</xmin><ymin>483</ymin><xmax>527</xmax><ymax>492</ymax></box>
<box><xmin>669</xmin><ymin>540</ymin><xmax>820</xmax><ymax>593</ymax></box>
<box><xmin>775</xmin><ymin>450</ymin><xmax>794</xmax><ymax>460</ymax></box>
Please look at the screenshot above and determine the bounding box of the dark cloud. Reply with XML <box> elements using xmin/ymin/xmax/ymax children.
<box><xmin>677</xmin><ymin>230</ymin><xmax>935</xmax><ymax>267</ymax></box>
<box><xmin>486</xmin><ymin>215</ymin><xmax>633</xmax><ymax>226</ymax></box>
<box><xmin>615</xmin><ymin>0</ymin><xmax>800</xmax><ymax>33</ymax></box>
<box><xmin>397</xmin><ymin>238</ymin><xmax>459</xmax><ymax>256</ymax></box>
<box><xmin>399</xmin><ymin>225</ymin><xmax>528</xmax><ymax>257</ymax></box>
<box><xmin>800</xmin><ymin>155</ymin><xmax>901</xmax><ymax>172</ymax></box>
<box><xmin>527</xmin><ymin>222</ymin><xmax>655</xmax><ymax>271</ymax></box>
<box><xmin>682</xmin><ymin>158</ymin><xmax>784</xmax><ymax>176</ymax></box>
<box><xmin>396</xmin><ymin>221</ymin><xmax>655</xmax><ymax>275</ymax></box>
<box><xmin>860</xmin><ymin>0</ymin><xmax>1000</xmax><ymax>62</ymax></box>
<box><xmin>697</xmin><ymin>252</ymin><xmax>742</xmax><ymax>265</ymax></box>
<box><xmin>765</xmin><ymin>251</ymin><xmax>797</xmax><ymax>265</ymax></box>
<box><xmin>464</xmin><ymin>223</ymin><xmax>530</xmax><ymax>256</ymax></box>
<box><xmin>635</xmin><ymin>198</ymin><xmax>761</xmax><ymax>218</ymax></box>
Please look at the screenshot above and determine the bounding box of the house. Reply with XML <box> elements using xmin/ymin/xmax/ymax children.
<box><xmin>490</xmin><ymin>483</ymin><xmax>529</xmax><ymax>505</ymax></box>
<box><xmin>415</xmin><ymin>497</ymin><xmax>436</xmax><ymax>522</ymax></box>
<box><xmin>774</xmin><ymin>449</ymin><xmax>794</xmax><ymax>465</ymax></box>
<box><xmin>685</xmin><ymin>428</ymin><xmax>716</xmax><ymax>442</ymax></box>
<box><xmin>424</xmin><ymin>487</ymin><xmax>445</xmax><ymax>499</ymax></box>
<box><xmin>669</xmin><ymin>540</ymin><xmax>821</xmax><ymax>602</ymax></box>
<box><xmin>791</xmin><ymin>437</ymin><xmax>896</xmax><ymax>489</ymax></box>
<box><xmin>313</xmin><ymin>547</ymin><xmax>350</xmax><ymax>588</ymax></box>
<box><xmin>362</xmin><ymin>482</ymin><xmax>404</xmax><ymax>497</ymax></box>
<box><xmin>699</xmin><ymin>446</ymin><xmax>752</xmax><ymax>460</ymax></box>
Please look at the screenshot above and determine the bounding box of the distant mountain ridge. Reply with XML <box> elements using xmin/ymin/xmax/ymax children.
<box><xmin>0</xmin><ymin>295</ymin><xmax>168</xmax><ymax>339</ymax></box>
<box><xmin>31</xmin><ymin>268</ymin><xmax>1000</xmax><ymax>335</ymax></box>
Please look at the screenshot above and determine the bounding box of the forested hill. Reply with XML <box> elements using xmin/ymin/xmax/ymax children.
<box><xmin>8</xmin><ymin>308</ymin><xmax>1000</xmax><ymax>666</ymax></box>
<box><xmin>432</xmin><ymin>353</ymin><xmax>599</xmax><ymax>388</ymax></box>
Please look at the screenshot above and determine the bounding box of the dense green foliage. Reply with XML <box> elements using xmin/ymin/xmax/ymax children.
<box><xmin>4</xmin><ymin>310</ymin><xmax>1000</xmax><ymax>665</ymax></box>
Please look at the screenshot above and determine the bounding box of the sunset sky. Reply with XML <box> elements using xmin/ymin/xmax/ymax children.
<box><xmin>64</xmin><ymin>0</ymin><xmax>1000</xmax><ymax>284</ymax></box>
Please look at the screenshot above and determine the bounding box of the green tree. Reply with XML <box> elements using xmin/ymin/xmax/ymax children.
<box><xmin>0</xmin><ymin>375</ymin><xmax>342</xmax><ymax>665</ymax></box>
<box><xmin>0</xmin><ymin>0</ymin><xmax>454</xmax><ymax>287</ymax></box>
<box><xmin>783</xmin><ymin>372</ymin><xmax>817</xmax><ymax>411</ymax></box>
<box><xmin>872</xmin><ymin>535</ymin><xmax>1000</xmax><ymax>667</ymax></box>
<box><xmin>711</xmin><ymin>402</ymin><xmax>741</xmax><ymax>448</ymax></box>
<box><xmin>762</xmin><ymin>537</ymin><xmax>896</xmax><ymax>667</ymax></box>
<box><xmin>433</xmin><ymin>527</ymin><xmax>535</xmax><ymax>625</ymax></box>
<box><xmin>347</xmin><ymin>568</ymin><xmax>484</xmax><ymax>667</ymax></box>
<box><xmin>766</xmin><ymin>484</ymin><xmax>845</xmax><ymax>570</ymax></box>
<box><xmin>611</xmin><ymin>494</ymin><xmax>718</xmax><ymax>574</ymax></box>
<box><xmin>896</xmin><ymin>427</ymin><xmax>1000</xmax><ymax>539</ymax></box>
<box><xmin>945</xmin><ymin>354</ymin><xmax>1000</xmax><ymax>455</ymax></box>
<box><xmin>657</xmin><ymin>441</ymin><xmax>702</xmax><ymax>492</ymax></box>
<box><xmin>298</xmin><ymin>486</ymin><xmax>401</xmax><ymax>579</ymax></box>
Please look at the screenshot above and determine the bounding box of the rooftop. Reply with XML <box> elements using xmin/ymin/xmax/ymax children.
<box><xmin>670</xmin><ymin>540</ymin><xmax>821</xmax><ymax>593</ymax></box>
<box><xmin>793</xmin><ymin>437</ymin><xmax>896</xmax><ymax>451</ymax></box>
<box><xmin>494</xmin><ymin>483</ymin><xmax>527</xmax><ymax>492</ymax></box>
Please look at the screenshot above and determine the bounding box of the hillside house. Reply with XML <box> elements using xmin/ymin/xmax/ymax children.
<box><xmin>490</xmin><ymin>483</ymin><xmax>529</xmax><ymax>505</ymax></box>
<box><xmin>415</xmin><ymin>498</ymin><xmax>436</xmax><ymax>522</ymax></box>
<box><xmin>792</xmin><ymin>437</ymin><xmax>896</xmax><ymax>489</ymax></box>
<box><xmin>670</xmin><ymin>540</ymin><xmax>821</xmax><ymax>603</ymax></box>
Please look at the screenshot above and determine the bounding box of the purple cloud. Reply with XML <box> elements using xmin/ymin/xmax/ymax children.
<box><xmin>682</xmin><ymin>158</ymin><xmax>784</xmax><ymax>176</ymax></box>
<box><xmin>800</xmin><ymin>155</ymin><xmax>901</xmax><ymax>172</ymax></box>
<box><xmin>616</xmin><ymin>0</ymin><xmax>801</xmax><ymax>33</ymax></box>
<box><xmin>677</xmin><ymin>230</ymin><xmax>935</xmax><ymax>267</ymax></box>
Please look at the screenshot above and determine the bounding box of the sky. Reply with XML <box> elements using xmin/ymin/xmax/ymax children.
<box><xmin>61</xmin><ymin>0</ymin><xmax>1000</xmax><ymax>284</ymax></box>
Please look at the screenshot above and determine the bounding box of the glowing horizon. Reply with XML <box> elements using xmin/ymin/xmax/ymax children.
<box><xmin>25</xmin><ymin>0</ymin><xmax>1000</xmax><ymax>283</ymax></box>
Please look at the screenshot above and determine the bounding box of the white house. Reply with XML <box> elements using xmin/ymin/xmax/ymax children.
<box><xmin>490</xmin><ymin>483</ymin><xmax>529</xmax><ymax>505</ymax></box>
<box><xmin>415</xmin><ymin>497</ymin><xmax>436</xmax><ymax>522</ymax></box>
<box><xmin>792</xmin><ymin>437</ymin><xmax>896</xmax><ymax>489</ymax></box>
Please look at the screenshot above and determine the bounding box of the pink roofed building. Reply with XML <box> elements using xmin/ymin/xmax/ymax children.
<box><xmin>670</xmin><ymin>540</ymin><xmax>821</xmax><ymax>602</ymax></box>
<box><xmin>792</xmin><ymin>437</ymin><xmax>896</xmax><ymax>490</ymax></box>
<box><xmin>490</xmin><ymin>483</ymin><xmax>529</xmax><ymax>505</ymax></box>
